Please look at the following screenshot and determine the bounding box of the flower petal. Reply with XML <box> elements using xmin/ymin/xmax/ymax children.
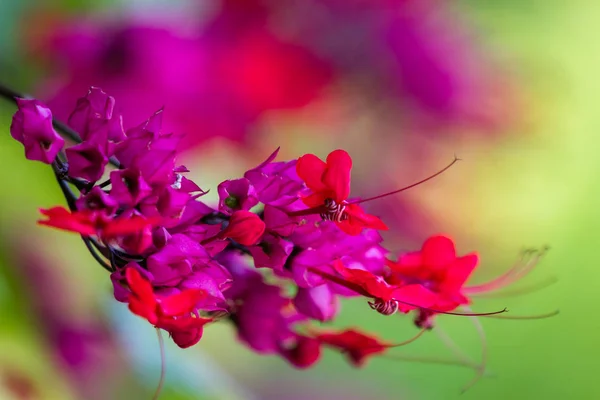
<box><xmin>442</xmin><ymin>253</ymin><xmax>479</xmax><ymax>292</ymax></box>
<box><xmin>421</xmin><ymin>235</ymin><xmax>456</xmax><ymax>269</ymax></box>
<box><xmin>296</xmin><ymin>153</ymin><xmax>328</xmax><ymax>192</ymax></box>
<box><xmin>323</xmin><ymin>149</ymin><xmax>352</xmax><ymax>202</ymax></box>
<box><xmin>392</xmin><ymin>284</ymin><xmax>439</xmax><ymax>312</ymax></box>
<box><xmin>159</xmin><ymin>289</ymin><xmax>206</xmax><ymax>317</ymax></box>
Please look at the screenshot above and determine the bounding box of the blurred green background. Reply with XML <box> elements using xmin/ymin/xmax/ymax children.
<box><xmin>0</xmin><ymin>0</ymin><xmax>598</xmax><ymax>399</ymax></box>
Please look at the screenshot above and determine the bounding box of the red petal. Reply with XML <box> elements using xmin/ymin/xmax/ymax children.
<box><xmin>296</xmin><ymin>153</ymin><xmax>328</xmax><ymax>192</ymax></box>
<box><xmin>38</xmin><ymin>207</ymin><xmax>96</xmax><ymax>236</ymax></box>
<box><xmin>335</xmin><ymin>219</ymin><xmax>364</xmax><ymax>236</ymax></box>
<box><xmin>125</xmin><ymin>267</ymin><xmax>156</xmax><ymax>304</ymax></box>
<box><xmin>441</xmin><ymin>253</ymin><xmax>479</xmax><ymax>293</ymax></box>
<box><xmin>101</xmin><ymin>215</ymin><xmax>161</xmax><ymax>238</ymax></box>
<box><xmin>300</xmin><ymin>191</ymin><xmax>329</xmax><ymax>208</ymax></box>
<box><xmin>323</xmin><ymin>149</ymin><xmax>352</xmax><ymax>202</ymax></box>
<box><xmin>128</xmin><ymin>299</ymin><xmax>158</xmax><ymax>324</ymax></box>
<box><xmin>316</xmin><ymin>329</ymin><xmax>388</xmax><ymax>367</ymax></box>
<box><xmin>340</xmin><ymin>204</ymin><xmax>388</xmax><ymax>235</ymax></box>
<box><xmin>392</xmin><ymin>284</ymin><xmax>439</xmax><ymax>312</ymax></box>
<box><xmin>421</xmin><ymin>235</ymin><xmax>457</xmax><ymax>269</ymax></box>
<box><xmin>159</xmin><ymin>289</ymin><xmax>206</xmax><ymax>317</ymax></box>
<box><xmin>333</xmin><ymin>260</ymin><xmax>395</xmax><ymax>300</ymax></box>
<box><xmin>160</xmin><ymin>317</ymin><xmax>213</xmax><ymax>348</ymax></box>
<box><xmin>280</xmin><ymin>335</ymin><xmax>322</xmax><ymax>369</ymax></box>
<box><xmin>125</xmin><ymin>268</ymin><xmax>159</xmax><ymax>323</ymax></box>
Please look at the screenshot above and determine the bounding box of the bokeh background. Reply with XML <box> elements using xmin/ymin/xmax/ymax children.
<box><xmin>0</xmin><ymin>0</ymin><xmax>597</xmax><ymax>399</ymax></box>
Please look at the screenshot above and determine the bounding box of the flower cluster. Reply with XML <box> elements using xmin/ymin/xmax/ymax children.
<box><xmin>9</xmin><ymin>87</ymin><xmax>552</xmax><ymax>378</ymax></box>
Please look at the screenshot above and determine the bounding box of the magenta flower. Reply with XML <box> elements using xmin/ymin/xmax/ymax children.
<box><xmin>10</xmin><ymin>98</ymin><xmax>64</xmax><ymax>164</ymax></box>
<box><xmin>68</xmin><ymin>86</ymin><xmax>125</xmax><ymax>142</ymax></box>
<box><xmin>217</xmin><ymin>178</ymin><xmax>259</xmax><ymax>215</ymax></box>
<box><xmin>293</xmin><ymin>285</ymin><xmax>339</xmax><ymax>322</ymax></box>
<box><xmin>7</xmin><ymin>85</ymin><xmax>555</xmax><ymax>387</ymax></box>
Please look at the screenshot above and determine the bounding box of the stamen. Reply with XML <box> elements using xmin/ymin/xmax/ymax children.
<box><xmin>381</xmin><ymin>353</ymin><xmax>482</xmax><ymax>370</ymax></box>
<box><xmin>470</xmin><ymin>276</ymin><xmax>558</xmax><ymax>299</ymax></box>
<box><xmin>392</xmin><ymin>297</ymin><xmax>508</xmax><ymax>318</ymax></box>
<box><xmin>459</xmin><ymin>309</ymin><xmax>488</xmax><ymax>394</ymax></box>
<box><xmin>434</xmin><ymin>326</ymin><xmax>480</xmax><ymax>368</ymax></box>
<box><xmin>464</xmin><ymin>247</ymin><xmax>549</xmax><ymax>295</ymax></box>
<box><xmin>349</xmin><ymin>155</ymin><xmax>460</xmax><ymax>205</ymax></box>
<box><xmin>389</xmin><ymin>328</ymin><xmax>428</xmax><ymax>347</ymax></box>
<box><xmin>152</xmin><ymin>327</ymin><xmax>166</xmax><ymax>400</ymax></box>
<box><xmin>484</xmin><ymin>309</ymin><xmax>559</xmax><ymax>320</ymax></box>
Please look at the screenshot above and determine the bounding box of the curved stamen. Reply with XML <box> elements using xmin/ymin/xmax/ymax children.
<box><xmin>459</xmin><ymin>308</ymin><xmax>488</xmax><ymax>394</ymax></box>
<box><xmin>470</xmin><ymin>276</ymin><xmax>558</xmax><ymax>299</ymax></box>
<box><xmin>464</xmin><ymin>247</ymin><xmax>549</xmax><ymax>295</ymax></box>
<box><xmin>392</xmin><ymin>297</ymin><xmax>508</xmax><ymax>318</ymax></box>
<box><xmin>389</xmin><ymin>327</ymin><xmax>428</xmax><ymax>347</ymax></box>
<box><xmin>152</xmin><ymin>327</ymin><xmax>166</xmax><ymax>400</ymax></box>
<box><xmin>349</xmin><ymin>155</ymin><xmax>460</xmax><ymax>205</ymax></box>
<box><xmin>483</xmin><ymin>309</ymin><xmax>559</xmax><ymax>320</ymax></box>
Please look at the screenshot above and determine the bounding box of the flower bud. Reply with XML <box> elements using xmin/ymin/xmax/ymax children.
<box><xmin>219</xmin><ymin>211</ymin><xmax>265</xmax><ymax>246</ymax></box>
<box><xmin>10</xmin><ymin>98</ymin><xmax>65</xmax><ymax>164</ymax></box>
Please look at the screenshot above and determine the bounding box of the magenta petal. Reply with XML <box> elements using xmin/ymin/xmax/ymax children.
<box><xmin>293</xmin><ymin>285</ymin><xmax>339</xmax><ymax>322</ymax></box>
<box><xmin>66</xmin><ymin>141</ymin><xmax>109</xmax><ymax>181</ymax></box>
<box><xmin>11</xmin><ymin>98</ymin><xmax>65</xmax><ymax>164</ymax></box>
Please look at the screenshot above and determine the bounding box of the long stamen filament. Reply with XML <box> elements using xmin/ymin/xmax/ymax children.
<box><xmin>389</xmin><ymin>328</ymin><xmax>428</xmax><ymax>347</ymax></box>
<box><xmin>465</xmin><ymin>247</ymin><xmax>549</xmax><ymax>295</ymax></box>
<box><xmin>470</xmin><ymin>276</ymin><xmax>558</xmax><ymax>299</ymax></box>
<box><xmin>349</xmin><ymin>156</ymin><xmax>460</xmax><ymax>205</ymax></box>
<box><xmin>152</xmin><ymin>327</ymin><xmax>166</xmax><ymax>400</ymax></box>
<box><xmin>459</xmin><ymin>309</ymin><xmax>488</xmax><ymax>394</ymax></box>
<box><xmin>483</xmin><ymin>309</ymin><xmax>559</xmax><ymax>320</ymax></box>
<box><xmin>393</xmin><ymin>298</ymin><xmax>508</xmax><ymax>318</ymax></box>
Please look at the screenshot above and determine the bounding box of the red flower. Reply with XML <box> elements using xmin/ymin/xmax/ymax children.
<box><xmin>38</xmin><ymin>206</ymin><xmax>96</xmax><ymax>236</ymax></box>
<box><xmin>315</xmin><ymin>328</ymin><xmax>425</xmax><ymax>367</ymax></box>
<box><xmin>38</xmin><ymin>206</ymin><xmax>160</xmax><ymax>240</ymax></box>
<box><xmin>386</xmin><ymin>235</ymin><xmax>479</xmax><ymax>313</ymax></box>
<box><xmin>278</xmin><ymin>334</ymin><xmax>322</xmax><ymax>369</ymax></box>
<box><xmin>309</xmin><ymin>259</ymin><xmax>438</xmax><ymax>315</ymax></box>
<box><xmin>295</xmin><ymin>149</ymin><xmax>387</xmax><ymax>235</ymax></box>
<box><xmin>218</xmin><ymin>210</ymin><xmax>266</xmax><ymax>246</ymax></box>
<box><xmin>125</xmin><ymin>268</ymin><xmax>212</xmax><ymax>348</ymax></box>
<box><xmin>316</xmin><ymin>329</ymin><xmax>392</xmax><ymax>366</ymax></box>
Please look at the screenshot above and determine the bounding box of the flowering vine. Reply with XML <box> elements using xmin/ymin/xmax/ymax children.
<box><xmin>1</xmin><ymin>85</ymin><xmax>557</xmax><ymax>396</ymax></box>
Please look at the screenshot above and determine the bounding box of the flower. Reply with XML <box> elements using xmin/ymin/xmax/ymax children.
<box><xmin>38</xmin><ymin>206</ymin><xmax>160</xmax><ymax>240</ymax></box>
<box><xmin>11</xmin><ymin>85</ymin><xmax>554</xmax><ymax>382</ymax></box>
<box><xmin>315</xmin><ymin>328</ymin><xmax>404</xmax><ymax>367</ymax></box>
<box><xmin>125</xmin><ymin>267</ymin><xmax>212</xmax><ymax>348</ymax></box>
<box><xmin>10</xmin><ymin>98</ymin><xmax>64</xmax><ymax>164</ymax></box>
<box><xmin>295</xmin><ymin>149</ymin><xmax>388</xmax><ymax>235</ymax></box>
<box><xmin>217</xmin><ymin>178</ymin><xmax>259</xmax><ymax>215</ymax></box>
<box><xmin>386</xmin><ymin>235</ymin><xmax>479</xmax><ymax>322</ymax></box>
<box><xmin>218</xmin><ymin>210</ymin><xmax>266</xmax><ymax>246</ymax></box>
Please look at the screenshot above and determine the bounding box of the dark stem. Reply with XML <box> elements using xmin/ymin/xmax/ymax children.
<box><xmin>82</xmin><ymin>237</ymin><xmax>113</xmax><ymax>272</ymax></box>
<box><xmin>1</xmin><ymin>83</ymin><xmax>123</xmax><ymax>274</ymax></box>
